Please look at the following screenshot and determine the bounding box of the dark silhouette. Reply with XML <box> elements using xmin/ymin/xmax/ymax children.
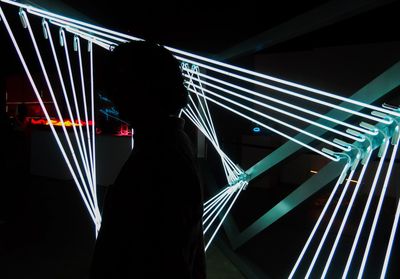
<box><xmin>90</xmin><ymin>41</ymin><xmax>206</xmax><ymax>278</ymax></box>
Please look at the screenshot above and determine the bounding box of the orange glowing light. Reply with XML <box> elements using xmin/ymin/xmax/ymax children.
<box><xmin>30</xmin><ymin>118</ymin><xmax>93</xmax><ymax>127</ymax></box>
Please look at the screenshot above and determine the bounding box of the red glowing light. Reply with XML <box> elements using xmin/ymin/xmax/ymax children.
<box><xmin>116</xmin><ymin>123</ymin><xmax>133</xmax><ymax>136</ymax></box>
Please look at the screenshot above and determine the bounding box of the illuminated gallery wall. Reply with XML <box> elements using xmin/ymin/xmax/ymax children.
<box><xmin>1</xmin><ymin>0</ymin><xmax>399</xmax><ymax>277</ymax></box>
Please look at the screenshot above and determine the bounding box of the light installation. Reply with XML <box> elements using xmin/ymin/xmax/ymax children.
<box><xmin>1</xmin><ymin>0</ymin><xmax>399</xmax><ymax>277</ymax></box>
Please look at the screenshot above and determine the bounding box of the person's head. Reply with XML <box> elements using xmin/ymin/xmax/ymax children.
<box><xmin>103</xmin><ymin>41</ymin><xmax>188</xmax><ymax>127</ymax></box>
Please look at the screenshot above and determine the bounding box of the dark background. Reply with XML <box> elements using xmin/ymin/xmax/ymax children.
<box><xmin>1</xmin><ymin>0</ymin><xmax>400</xmax><ymax>278</ymax></box>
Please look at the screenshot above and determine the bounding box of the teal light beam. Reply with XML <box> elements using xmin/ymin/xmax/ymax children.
<box><xmin>245</xmin><ymin>59</ymin><xmax>400</xmax><ymax>184</ymax></box>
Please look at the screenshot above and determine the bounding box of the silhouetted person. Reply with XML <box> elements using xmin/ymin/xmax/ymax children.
<box><xmin>90</xmin><ymin>41</ymin><xmax>206</xmax><ymax>278</ymax></box>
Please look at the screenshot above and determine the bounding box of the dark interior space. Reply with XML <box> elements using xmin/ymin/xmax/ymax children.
<box><xmin>2</xmin><ymin>0</ymin><xmax>400</xmax><ymax>278</ymax></box>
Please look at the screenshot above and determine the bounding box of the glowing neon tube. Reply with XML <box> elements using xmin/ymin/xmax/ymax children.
<box><xmin>305</xmin><ymin>169</ymin><xmax>356</xmax><ymax>278</ymax></box>
<box><xmin>184</xmin><ymin>74</ymin><xmax>364</xmax><ymax>143</ymax></box>
<box><xmin>0</xmin><ymin>0</ymin><xmax>135</xmax><ymax>43</ymax></box>
<box><xmin>21</xmin><ymin>11</ymin><xmax>98</xmax><ymax>222</ymax></box>
<box><xmin>381</xmin><ymin>151</ymin><xmax>400</xmax><ymax>278</ymax></box>
<box><xmin>205</xmin><ymin>182</ymin><xmax>246</xmax><ymax>251</ymax></box>
<box><xmin>358</xmin><ymin>134</ymin><xmax>400</xmax><ymax>278</ymax></box>
<box><xmin>321</xmin><ymin>153</ymin><xmax>372</xmax><ymax>278</ymax></box>
<box><xmin>342</xmin><ymin>139</ymin><xmax>390</xmax><ymax>278</ymax></box>
<box><xmin>182</xmin><ymin>67</ymin><xmax>376</xmax><ymax>136</ymax></box>
<box><xmin>48</xmin><ymin>20</ymin><xmax>114</xmax><ymax>50</ymax></box>
<box><xmin>76</xmin><ymin>37</ymin><xmax>95</xmax><ymax>194</ymax></box>
<box><xmin>169</xmin><ymin>46</ymin><xmax>400</xmax><ymax>118</ymax></box>
<box><xmin>186</xmin><ymin>78</ymin><xmax>219</xmax><ymax>147</ymax></box>
<box><xmin>188</xmin><ymin>94</ymin><xmax>217</xmax><ymax>146</ymax></box>
<box><xmin>185</xmin><ymin>85</ymin><xmax>351</xmax><ymax>153</ymax></box>
<box><xmin>183</xmin><ymin>109</ymin><xmax>234</xmax><ymax>182</ymax></box>
<box><xmin>89</xmin><ymin>42</ymin><xmax>99</xmax><ymax>224</ymax></box>
<box><xmin>3</xmin><ymin>0</ymin><xmax>398</xmax><ymax>120</ymax></box>
<box><xmin>204</xmin><ymin>187</ymin><xmax>230</xmax><ymax>207</ymax></box>
<box><xmin>203</xmin><ymin>190</ymin><xmax>231</xmax><ymax>217</ymax></box>
<box><xmin>288</xmin><ymin>162</ymin><xmax>350</xmax><ymax>278</ymax></box>
<box><xmin>0</xmin><ymin>6</ymin><xmax>97</xmax><ymax>225</ymax></box>
<box><xmin>183</xmin><ymin>66</ymin><xmax>220</xmax><ymax>146</ymax></box>
<box><xmin>183</xmin><ymin>107</ymin><xmax>240</xmax><ymax>181</ymax></box>
<box><xmin>186</xmin><ymin>90</ymin><xmax>340</xmax><ymax>162</ymax></box>
<box><xmin>177</xmin><ymin>55</ymin><xmax>392</xmax><ymax>125</ymax></box>
<box><xmin>43</xmin><ymin>22</ymin><xmax>95</xmax><ymax>194</ymax></box>
<box><xmin>203</xmin><ymin>189</ymin><xmax>234</xmax><ymax>230</ymax></box>
<box><xmin>61</xmin><ymin>30</ymin><xmax>93</xmax><ymax>192</ymax></box>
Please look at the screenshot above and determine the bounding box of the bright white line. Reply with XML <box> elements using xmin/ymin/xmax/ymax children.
<box><xmin>342</xmin><ymin>139</ymin><xmax>390</xmax><ymax>278</ymax></box>
<box><xmin>183</xmin><ymin>65</ymin><xmax>220</xmax><ymax>146</ymax></box>
<box><xmin>177</xmin><ymin>55</ymin><xmax>392</xmax><ymax>125</ymax></box>
<box><xmin>186</xmin><ymin>101</ymin><xmax>240</xmax><ymax>178</ymax></box>
<box><xmin>203</xmin><ymin>189</ymin><xmax>234</xmax><ymax>230</ymax></box>
<box><xmin>89</xmin><ymin>42</ymin><xmax>100</xmax><ymax>226</ymax></box>
<box><xmin>381</xmin><ymin>143</ymin><xmax>400</xmax><ymax>278</ymax></box>
<box><xmin>187</xmin><ymin>91</ymin><xmax>339</xmax><ymax>161</ymax></box>
<box><xmin>188</xmin><ymin>94</ymin><xmax>217</xmax><ymax>146</ymax></box>
<box><xmin>0</xmin><ymin>6</ymin><xmax>97</xmax><ymax>225</ymax></box>
<box><xmin>62</xmin><ymin>31</ymin><xmax>93</xmax><ymax>196</ymax></box>
<box><xmin>204</xmin><ymin>187</ymin><xmax>230</xmax><ymax>207</ymax></box>
<box><xmin>76</xmin><ymin>37</ymin><xmax>95</xmax><ymax>199</ymax></box>
<box><xmin>321</xmin><ymin>153</ymin><xmax>372</xmax><ymax>278</ymax></box>
<box><xmin>183</xmin><ymin>108</ymin><xmax>231</xmax><ymax>182</ymax></box>
<box><xmin>22</xmin><ymin>11</ymin><xmax>98</xmax><ymax>223</ymax></box>
<box><xmin>184</xmin><ymin>109</ymin><xmax>237</xmax><ymax>183</ymax></box>
<box><xmin>0</xmin><ymin>0</ymin><xmax>134</xmax><ymax>43</ymax></box>
<box><xmin>305</xmin><ymin>169</ymin><xmax>356</xmax><ymax>278</ymax></box>
<box><xmin>288</xmin><ymin>162</ymin><xmax>350</xmax><ymax>278</ymax></box>
<box><xmin>49</xmin><ymin>21</ymin><xmax>114</xmax><ymax>50</ymax></box>
<box><xmin>168</xmin><ymin>47</ymin><xmax>400</xmax><ymax>118</ymax></box>
<box><xmin>205</xmin><ymin>182</ymin><xmax>246</xmax><ymax>251</ymax></box>
<box><xmin>183</xmin><ymin>107</ymin><xmax>239</xmax><ymax>182</ymax></box>
<box><xmin>183</xmin><ymin>67</ymin><xmax>375</xmax><ymax>136</ymax></box>
<box><xmin>43</xmin><ymin>21</ymin><xmax>95</xmax><ymax>195</ymax></box>
<box><xmin>185</xmin><ymin>85</ymin><xmax>350</xmax><ymax>153</ymax></box>
<box><xmin>358</xmin><ymin>134</ymin><xmax>400</xmax><ymax>279</ymax></box>
<box><xmin>203</xmin><ymin>189</ymin><xmax>231</xmax><ymax>217</ymax></box>
<box><xmin>184</xmin><ymin>74</ymin><xmax>364</xmax><ymax>143</ymax></box>
<box><xmin>3</xmin><ymin>1</ymin><xmax>399</xmax><ymax>119</ymax></box>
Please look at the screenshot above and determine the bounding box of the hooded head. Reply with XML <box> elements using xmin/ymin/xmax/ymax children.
<box><xmin>103</xmin><ymin>41</ymin><xmax>188</xmax><ymax>127</ymax></box>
